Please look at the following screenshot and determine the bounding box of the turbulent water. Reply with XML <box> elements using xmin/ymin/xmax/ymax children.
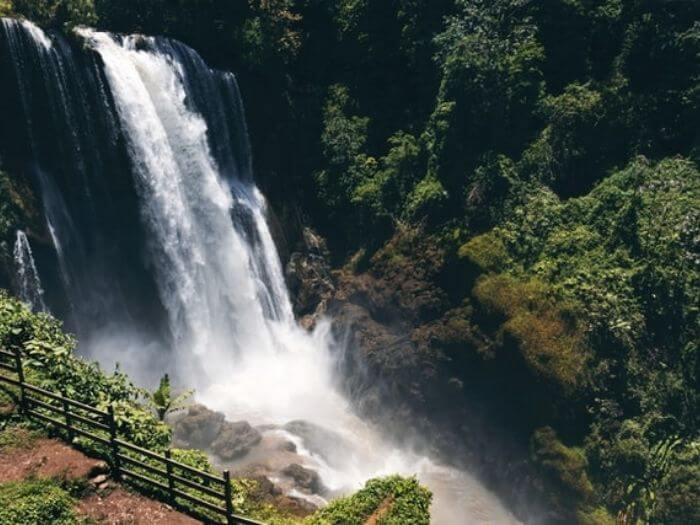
<box><xmin>0</xmin><ymin>19</ymin><xmax>518</xmax><ymax>524</ymax></box>
<box><xmin>13</xmin><ymin>229</ymin><xmax>46</xmax><ymax>312</ymax></box>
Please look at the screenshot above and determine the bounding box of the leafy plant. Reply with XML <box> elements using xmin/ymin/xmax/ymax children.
<box><xmin>0</xmin><ymin>478</ymin><xmax>78</xmax><ymax>525</ymax></box>
<box><xmin>145</xmin><ymin>373</ymin><xmax>193</xmax><ymax>422</ymax></box>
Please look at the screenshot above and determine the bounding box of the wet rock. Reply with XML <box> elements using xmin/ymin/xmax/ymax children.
<box><xmin>283</xmin><ymin>420</ymin><xmax>353</xmax><ymax>468</ymax></box>
<box><xmin>211</xmin><ymin>421</ymin><xmax>262</xmax><ymax>460</ymax></box>
<box><xmin>171</xmin><ymin>404</ymin><xmax>225</xmax><ymax>449</ymax></box>
<box><xmin>279</xmin><ymin>440</ymin><xmax>297</xmax><ymax>453</ymax></box>
<box><xmin>282</xmin><ymin>463</ymin><xmax>324</xmax><ymax>494</ymax></box>
<box><xmin>285</xmin><ymin>228</ymin><xmax>335</xmax><ymax>327</ymax></box>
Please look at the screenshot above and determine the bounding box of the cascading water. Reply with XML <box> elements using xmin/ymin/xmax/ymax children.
<box><xmin>0</xmin><ymin>19</ymin><xmax>519</xmax><ymax>523</ymax></box>
<box><xmin>13</xmin><ymin>230</ymin><xmax>47</xmax><ymax>312</ymax></box>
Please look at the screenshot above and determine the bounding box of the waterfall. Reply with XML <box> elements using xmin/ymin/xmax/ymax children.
<box><xmin>13</xmin><ymin>230</ymin><xmax>47</xmax><ymax>312</ymax></box>
<box><xmin>0</xmin><ymin>19</ymin><xmax>520</xmax><ymax>524</ymax></box>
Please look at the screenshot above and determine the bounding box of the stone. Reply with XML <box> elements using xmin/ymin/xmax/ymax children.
<box><xmin>211</xmin><ymin>421</ymin><xmax>262</xmax><ymax>461</ymax></box>
<box><xmin>172</xmin><ymin>404</ymin><xmax>225</xmax><ymax>449</ymax></box>
<box><xmin>282</xmin><ymin>463</ymin><xmax>324</xmax><ymax>494</ymax></box>
<box><xmin>279</xmin><ymin>440</ymin><xmax>297</xmax><ymax>453</ymax></box>
<box><xmin>283</xmin><ymin>420</ymin><xmax>353</xmax><ymax>468</ymax></box>
<box><xmin>88</xmin><ymin>461</ymin><xmax>110</xmax><ymax>477</ymax></box>
<box><xmin>90</xmin><ymin>474</ymin><xmax>108</xmax><ymax>485</ymax></box>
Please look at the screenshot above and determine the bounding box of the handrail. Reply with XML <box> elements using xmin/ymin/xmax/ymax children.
<box><xmin>0</xmin><ymin>348</ymin><xmax>265</xmax><ymax>525</ymax></box>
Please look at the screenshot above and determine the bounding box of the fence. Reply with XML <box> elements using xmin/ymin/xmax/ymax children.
<box><xmin>0</xmin><ymin>347</ymin><xmax>263</xmax><ymax>525</ymax></box>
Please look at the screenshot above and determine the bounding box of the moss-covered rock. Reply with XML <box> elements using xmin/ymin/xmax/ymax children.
<box><xmin>473</xmin><ymin>274</ymin><xmax>589</xmax><ymax>394</ymax></box>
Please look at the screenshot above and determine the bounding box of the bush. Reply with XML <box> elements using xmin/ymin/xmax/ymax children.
<box><xmin>521</xmin><ymin>83</ymin><xmax>624</xmax><ymax>196</ymax></box>
<box><xmin>0</xmin><ymin>478</ymin><xmax>78</xmax><ymax>525</ymax></box>
<box><xmin>531</xmin><ymin>426</ymin><xmax>594</xmax><ymax>503</ymax></box>
<box><xmin>457</xmin><ymin>230</ymin><xmax>510</xmax><ymax>273</ymax></box>
<box><xmin>655</xmin><ymin>443</ymin><xmax>700</xmax><ymax>525</ymax></box>
<box><xmin>304</xmin><ymin>476</ymin><xmax>431</xmax><ymax>525</ymax></box>
<box><xmin>0</xmin><ymin>291</ymin><xmax>171</xmax><ymax>450</ymax></box>
<box><xmin>11</xmin><ymin>0</ymin><xmax>97</xmax><ymax>27</ymax></box>
<box><xmin>404</xmin><ymin>175</ymin><xmax>448</xmax><ymax>220</ymax></box>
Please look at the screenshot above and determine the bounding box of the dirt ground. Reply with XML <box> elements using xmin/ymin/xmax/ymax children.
<box><xmin>0</xmin><ymin>428</ymin><xmax>199</xmax><ymax>524</ymax></box>
<box><xmin>76</xmin><ymin>489</ymin><xmax>199</xmax><ymax>525</ymax></box>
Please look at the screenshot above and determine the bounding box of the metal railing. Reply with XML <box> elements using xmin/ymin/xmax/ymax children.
<box><xmin>0</xmin><ymin>347</ymin><xmax>263</xmax><ymax>525</ymax></box>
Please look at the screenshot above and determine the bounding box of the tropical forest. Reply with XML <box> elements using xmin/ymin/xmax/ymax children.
<box><xmin>0</xmin><ymin>1</ymin><xmax>697</xmax><ymax>524</ymax></box>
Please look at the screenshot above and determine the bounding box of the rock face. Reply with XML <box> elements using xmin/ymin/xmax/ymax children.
<box><xmin>211</xmin><ymin>421</ymin><xmax>262</xmax><ymax>461</ymax></box>
<box><xmin>285</xmin><ymin>227</ymin><xmax>335</xmax><ymax>329</ymax></box>
<box><xmin>290</xmin><ymin>227</ymin><xmax>551</xmax><ymax>522</ymax></box>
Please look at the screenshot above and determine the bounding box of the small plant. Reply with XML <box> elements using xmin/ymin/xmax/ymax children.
<box><xmin>145</xmin><ymin>374</ymin><xmax>193</xmax><ymax>422</ymax></box>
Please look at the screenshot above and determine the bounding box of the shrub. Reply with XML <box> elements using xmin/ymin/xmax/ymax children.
<box><xmin>457</xmin><ymin>230</ymin><xmax>510</xmax><ymax>273</ymax></box>
<box><xmin>655</xmin><ymin>443</ymin><xmax>700</xmax><ymax>525</ymax></box>
<box><xmin>304</xmin><ymin>475</ymin><xmax>431</xmax><ymax>525</ymax></box>
<box><xmin>404</xmin><ymin>175</ymin><xmax>448</xmax><ymax>220</ymax></box>
<box><xmin>0</xmin><ymin>478</ymin><xmax>78</xmax><ymax>525</ymax></box>
<box><xmin>531</xmin><ymin>426</ymin><xmax>594</xmax><ymax>502</ymax></box>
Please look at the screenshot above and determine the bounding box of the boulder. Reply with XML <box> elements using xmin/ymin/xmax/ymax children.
<box><xmin>211</xmin><ymin>421</ymin><xmax>262</xmax><ymax>461</ymax></box>
<box><xmin>283</xmin><ymin>420</ymin><xmax>353</xmax><ymax>468</ymax></box>
<box><xmin>282</xmin><ymin>463</ymin><xmax>324</xmax><ymax>494</ymax></box>
<box><xmin>171</xmin><ymin>404</ymin><xmax>225</xmax><ymax>449</ymax></box>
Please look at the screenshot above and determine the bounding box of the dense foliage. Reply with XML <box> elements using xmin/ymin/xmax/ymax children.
<box><xmin>0</xmin><ymin>478</ymin><xmax>79</xmax><ymax>525</ymax></box>
<box><xmin>305</xmin><ymin>476</ymin><xmax>431</xmax><ymax>525</ymax></box>
<box><xmin>2</xmin><ymin>0</ymin><xmax>699</xmax><ymax>523</ymax></box>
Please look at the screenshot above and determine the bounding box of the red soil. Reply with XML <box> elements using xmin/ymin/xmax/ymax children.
<box><xmin>77</xmin><ymin>489</ymin><xmax>199</xmax><ymax>525</ymax></box>
<box><xmin>0</xmin><ymin>429</ymin><xmax>199</xmax><ymax>524</ymax></box>
<box><xmin>0</xmin><ymin>434</ymin><xmax>107</xmax><ymax>483</ymax></box>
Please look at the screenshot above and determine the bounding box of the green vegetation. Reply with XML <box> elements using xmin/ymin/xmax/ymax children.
<box><xmin>0</xmin><ymin>289</ymin><xmax>172</xmax><ymax>450</ymax></box>
<box><xmin>473</xmin><ymin>274</ymin><xmax>589</xmax><ymax>395</ymax></box>
<box><xmin>0</xmin><ymin>425</ymin><xmax>41</xmax><ymax>451</ymax></box>
<box><xmin>145</xmin><ymin>373</ymin><xmax>193</xmax><ymax>422</ymax></box>
<box><xmin>2</xmin><ymin>0</ymin><xmax>699</xmax><ymax>523</ymax></box>
<box><xmin>305</xmin><ymin>476</ymin><xmax>431</xmax><ymax>525</ymax></box>
<box><xmin>0</xmin><ymin>478</ymin><xmax>79</xmax><ymax>525</ymax></box>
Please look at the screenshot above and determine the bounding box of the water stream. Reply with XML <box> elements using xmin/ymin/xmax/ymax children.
<box><xmin>13</xmin><ymin>229</ymin><xmax>47</xmax><ymax>312</ymax></box>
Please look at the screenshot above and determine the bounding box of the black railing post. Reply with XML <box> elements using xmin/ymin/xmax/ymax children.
<box><xmin>13</xmin><ymin>348</ymin><xmax>26</xmax><ymax>412</ymax></box>
<box><xmin>61</xmin><ymin>388</ymin><xmax>74</xmax><ymax>442</ymax></box>
<box><xmin>165</xmin><ymin>449</ymin><xmax>175</xmax><ymax>503</ymax></box>
<box><xmin>107</xmin><ymin>405</ymin><xmax>121</xmax><ymax>480</ymax></box>
<box><xmin>224</xmin><ymin>470</ymin><xmax>234</xmax><ymax>525</ymax></box>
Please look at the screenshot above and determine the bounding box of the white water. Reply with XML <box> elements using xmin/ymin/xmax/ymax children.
<box><xmin>13</xmin><ymin>230</ymin><xmax>47</xmax><ymax>312</ymax></box>
<box><xmin>6</xmin><ymin>20</ymin><xmax>519</xmax><ymax>523</ymax></box>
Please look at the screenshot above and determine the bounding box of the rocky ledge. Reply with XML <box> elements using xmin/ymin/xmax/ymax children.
<box><xmin>170</xmin><ymin>404</ymin><xmax>358</xmax><ymax>513</ymax></box>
